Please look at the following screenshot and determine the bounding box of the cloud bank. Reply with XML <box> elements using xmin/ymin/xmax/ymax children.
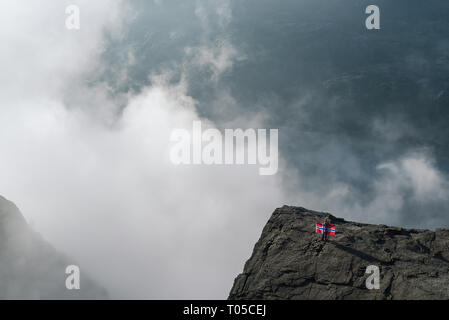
<box><xmin>0</xmin><ymin>0</ymin><xmax>292</xmax><ymax>298</ymax></box>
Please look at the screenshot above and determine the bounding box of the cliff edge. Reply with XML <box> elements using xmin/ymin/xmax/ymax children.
<box><xmin>229</xmin><ymin>206</ymin><xmax>449</xmax><ymax>299</ymax></box>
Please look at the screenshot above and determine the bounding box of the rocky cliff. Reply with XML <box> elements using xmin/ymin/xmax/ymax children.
<box><xmin>229</xmin><ymin>206</ymin><xmax>449</xmax><ymax>300</ymax></box>
<box><xmin>0</xmin><ymin>195</ymin><xmax>107</xmax><ymax>299</ymax></box>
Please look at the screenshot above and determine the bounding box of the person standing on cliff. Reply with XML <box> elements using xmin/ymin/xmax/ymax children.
<box><xmin>316</xmin><ymin>216</ymin><xmax>335</xmax><ymax>241</ymax></box>
<box><xmin>322</xmin><ymin>217</ymin><xmax>330</xmax><ymax>242</ymax></box>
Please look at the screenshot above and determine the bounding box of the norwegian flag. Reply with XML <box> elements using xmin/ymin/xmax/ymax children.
<box><xmin>316</xmin><ymin>222</ymin><xmax>336</xmax><ymax>236</ymax></box>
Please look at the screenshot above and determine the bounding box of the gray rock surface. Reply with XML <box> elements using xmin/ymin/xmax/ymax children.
<box><xmin>229</xmin><ymin>206</ymin><xmax>449</xmax><ymax>300</ymax></box>
<box><xmin>0</xmin><ymin>195</ymin><xmax>107</xmax><ymax>299</ymax></box>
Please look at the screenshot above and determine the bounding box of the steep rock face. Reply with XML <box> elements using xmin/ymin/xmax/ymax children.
<box><xmin>0</xmin><ymin>195</ymin><xmax>107</xmax><ymax>299</ymax></box>
<box><xmin>229</xmin><ymin>206</ymin><xmax>449</xmax><ymax>300</ymax></box>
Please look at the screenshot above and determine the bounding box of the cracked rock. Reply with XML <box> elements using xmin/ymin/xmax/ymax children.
<box><xmin>229</xmin><ymin>206</ymin><xmax>449</xmax><ymax>300</ymax></box>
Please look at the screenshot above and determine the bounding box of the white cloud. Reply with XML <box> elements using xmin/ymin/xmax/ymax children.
<box><xmin>0</xmin><ymin>1</ymin><xmax>293</xmax><ymax>298</ymax></box>
<box><xmin>185</xmin><ymin>40</ymin><xmax>240</xmax><ymax>79</ymax></box>
<box><xmin>186</xmin><ymin>0</ymin><xmax>244</xmax><ymax>80</ymax></box>
<box><xmin>194</xmin><ymin>0</ymin><xmax>232</xmax><ymax>30</ymax></box>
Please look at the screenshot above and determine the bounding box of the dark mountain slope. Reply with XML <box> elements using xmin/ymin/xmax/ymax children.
<box><xmin>0</xmin><ymin>195</ymin><xmax>106</xmax><ymax>299</ymax></box>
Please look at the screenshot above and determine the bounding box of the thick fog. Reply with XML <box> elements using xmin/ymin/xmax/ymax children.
<box><xmin>0</xmin><ymin>0</ymin><xmax>294</xmax><ymax>298</ymax></box>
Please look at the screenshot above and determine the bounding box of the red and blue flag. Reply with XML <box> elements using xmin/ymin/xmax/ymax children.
<box><xmin>316</xmin><ymin>222</ymin><xmax>336</xmax><ymax>236</ymax></box>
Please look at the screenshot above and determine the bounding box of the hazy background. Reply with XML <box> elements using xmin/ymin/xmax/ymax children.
<box><xmin>1</xmin><ymin>0</ymin><xmax>449</xmax><ymax>298</ymax></box>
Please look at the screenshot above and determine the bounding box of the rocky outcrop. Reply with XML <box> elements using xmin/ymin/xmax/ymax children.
<box><xmin>229</xmin><ymin>206</ymin><xmax>449</xmax><ymax>300</ymax></box>
<box><xmin>0</xmin><ymin>195</ymin><xmax>107</xmax><ymax>299</ymax></box>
